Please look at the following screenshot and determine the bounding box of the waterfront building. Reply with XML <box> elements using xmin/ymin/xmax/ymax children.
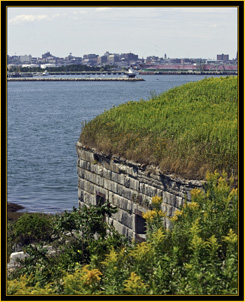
<box><xmin>217</xmin><ymin>54</ymin><xmax>229</xmax><ymax>61</ymax></box>
<box><xmin>120</xmin><ymin>52</ymin><xmax>138</xmax><ymax>62</ymax></box>
<box><xmin>107</xmin><ymin>54</ymin><xmax>120</xmax><ymax>64</ymax></box>
<box><xmin>97</xmin><ymin>55</ymin><xmax>108</xmax><ymax>65</ymax></box>
<box><xmin>7</xmin><ymin>51</ymin><xmax>237</xmax><ymax>71</ymax></box>
<box><xmin>19</xmin><ymin>55</ymin><xmax>32</xmax><ymax>64</ymax></box>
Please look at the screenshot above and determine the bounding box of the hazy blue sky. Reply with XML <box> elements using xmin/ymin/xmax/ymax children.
<box><xmin>7</xmin><ymin>6</ymin><xmax>238</xmax><ymax>59</ymax></box>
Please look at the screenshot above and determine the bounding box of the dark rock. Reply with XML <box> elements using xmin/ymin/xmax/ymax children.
<box><xmin>7</xmin><ymin>203</ymin><xmax>25</xmax><ymax>212</ymax></box>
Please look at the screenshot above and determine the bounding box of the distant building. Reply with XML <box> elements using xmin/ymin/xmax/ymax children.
<box><xmin>217</xmin><ymin>54</ymin><xmax>229</xmax><ymax>61</ymax></box>
<box><xmin>120</xmin><ymin>52</ymin><xmax>138</xmax><ymax>62</ymax></box>
<box><xmin>40</xmin><ymin>63</ymin><xmax>56</xmax><ymax>69</ymax></box>
<box><xmin>42</xmin><ymin>52</ymin><xmax>55</xmax><ymax>59</ymax></box>
<box><xmin>83</xmin><ymin>54</ymin><xmax>98</xmax><ymax>60</ymax></box>
<box><xmin>104</xmin><ymin>51</ymin><xmax>111</xmax><ymax>57</ymax></box>
<box><xmin>107</xmin><ymin>54</ymin><xmax>120</xmax><ymax>64</ymax></box>
<box><xmin>97</xmin><ymin>55</ymin><xmax>108</xmax><ymax>65</ymax></box>
<box><xmin>21</xmin><ymin>64</ymin><xmax>40</xmax><ymax>68</ymax></box>
<box><xmin>19</xmin><ymin>55</ymin><xmax>32</xmax><ymax>63</ymax></box>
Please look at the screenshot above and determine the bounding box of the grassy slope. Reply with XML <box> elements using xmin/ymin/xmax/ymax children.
<box><xmin>79</xmin><ymin>76</ymin><xmax>238</xmax><ymax>180</ymax></box>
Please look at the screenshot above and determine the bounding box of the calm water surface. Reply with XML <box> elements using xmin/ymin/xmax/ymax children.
<box><xmin>7</xmin><ymin>74</ymin><xmax>220</xmax><ymax>213</ymax></box>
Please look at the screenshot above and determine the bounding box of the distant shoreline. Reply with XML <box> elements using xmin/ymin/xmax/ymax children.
<box><xmin>7</xmin><ymin>77</ymin><xmax>145</xmax><ymax>82</ymax></box>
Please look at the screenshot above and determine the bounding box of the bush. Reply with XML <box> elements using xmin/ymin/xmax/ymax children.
<box><xmin>9</xmin><ymin>213</ymin><xmax>54</xmax><ymax>246</ymax></box>
<box><xmin>7</xmin><ymin>172</ymin><xmax>238</xmax><ymax>296</ymax></box>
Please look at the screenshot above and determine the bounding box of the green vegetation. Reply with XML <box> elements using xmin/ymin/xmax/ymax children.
<box><xmin>80</xmin><ymin>76</ymin><xmax>238</xmax><ymax>180</ymax></box>
<box><xmin>9</xmin><ymin>213</ymin><xmax>54</xmax><ymax>245</ymax></box>
<box><xmin>7</xmin><ymin>171</ymin><xmax>238</xmax><ymax>295</ymax></box>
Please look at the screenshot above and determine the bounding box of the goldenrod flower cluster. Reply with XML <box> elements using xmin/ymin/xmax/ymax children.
<box><xmin>190</xmin><ymin>188</ymin><xmax>202</xmax><ymax>198</ymax></box>
<box><xmin>151</xmin><ymin>228</ymin><xmax>166</xmax><ymax>244</ymax></box>
<box><xmin>143</xmin><ymin>209</ymin><xmax>166</xmax><ymax>221</ymax></box>
<box><xmin>170</xmin><ymin>208</ymin><xmax>183</xmax><ymax>222</ymax></box>
<box><xmin>206</xmin><ymin>170</ymin><xmax>220</xmax><ymax>182</ymax></box>
<box><xmin>206</xmin><ymin>235</ymin><xmax>221</xmax><ymax>252</ymax></box>
<box><xmin>190</xmin><ymin>218</ymin><xmax>201</xmax><ymax>235</ymax></box>
<box><xmin>222</xmin><ymin>228</ymin><xmax>237</xmax><ymax>244</ymax></box>
<box><xmin>129</xmin><ymin>242</ymin><xmax>152</xmax><ymax>260</ymax></box>
<box><xmin>7</xmin><ymin>274</ymin><xmax>53</xmax><ymax>295</ymax></box>
<box><xmin>152</xmin><ymin>195</ymin><xmax>163</xmax><ymax>206</ymax></box>
<box><xmin>101</xmin><ymin>248</ymin><xmax>118</xmax><ymax>266</ymax></box>
<box><xmin>228</xmin><ymin>188</ymin><xmax>238</xmax><ymax>201</ymax></box>
<box><xmin>81</xmin><ymin>265</ymin><xmax>103</xmax><ymax>286</ymax></box>
<box><xmin>187</xmin><ymin>202</ymin><xmax>200</xmax><ymax>211</ymax></box>
<box><xmin>124</xmin><ymin>272</ymin><xmax>148</xmax><ymax>293</ymax></box>
<box><xmin>190</xmin><ymin>235</ymin><xmax>206</xmax><ymax>251</ymax></box>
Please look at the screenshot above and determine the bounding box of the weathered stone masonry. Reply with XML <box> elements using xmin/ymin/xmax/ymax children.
<box><xmin>76</xmin><ymin>142</ymin><xmax>203</xmax><ymax>241</ymax></box>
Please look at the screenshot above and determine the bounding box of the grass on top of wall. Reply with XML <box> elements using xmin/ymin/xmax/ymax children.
<box><xmin>79</xmin><ymin>76</ymin><xmax>238</xmax><ymax>180</ymax></box>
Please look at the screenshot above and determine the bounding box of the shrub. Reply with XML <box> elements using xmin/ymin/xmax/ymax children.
<box><xmin>7</xmin><ymin>172</ymin><xmax>238</xmax><ymax>296</ymax></box>
<box><xmin>9</xmin><ymin>213</ymin><xmax>54</xmax><ymax>246</ymax></box>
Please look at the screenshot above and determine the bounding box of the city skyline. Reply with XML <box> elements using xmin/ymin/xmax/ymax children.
<box><xmin>7</xmin><ymin>6</ymin><xmax>238</xmax><ymax>60</ymax></box>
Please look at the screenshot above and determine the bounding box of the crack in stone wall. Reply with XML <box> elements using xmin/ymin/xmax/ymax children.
<box><xmin>76</xmin><ymin>142</ymin><xmax>204</xmax><ymax>241</ymax></box>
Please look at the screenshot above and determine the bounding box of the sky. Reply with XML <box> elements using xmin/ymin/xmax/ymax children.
<box><xmin>7</xmin><ymin>5</ymin><xmax>238</xmax><ymax>60</ymax></box>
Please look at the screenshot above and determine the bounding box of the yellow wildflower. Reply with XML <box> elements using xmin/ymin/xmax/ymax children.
<box><xmin>187</xmin><ymin>202</ymin><xmax>200</xmax><ymax>211</ymax></box>
<box><xmin>221</xmin><ymin>170</ymin><xmax>228</xmax><ymax>179</ymax></box>
<box><xmin>206</xmin><ymin>170</ymin><xmax>220</xmax><ymax>182</ymax></box>
<box><xmin>190</xmin><ymin>218</ymin><xmax>201</xmax><ymax>235</ymax></box>
<box><xmin>101</xmin><ymin>248</ymin><xmax>118</xmax><ymax>266</ymax></box>
<box><xmin>152</xmin><ymin>195</ymin><xmax>163</xmax><ymax>206</ymax></box>
<box><xmin>81</xmin><ymin>265</ymin><xmax>102</xmax><ymax>286</ymax></box>
<box><xmin>190</xmin><ymin>235</ymin><xmax>206</xmax><ymax>251</ymax></box>
<box><xmin>143</xmin><ymin>210</ymin><xmax>157</xmax><ymax>221</ymax></box>
<box><xmin>169</xmin><ymin>215</ymin><xmax>178</xmax><ymax>222</ymax></box>
<box><xmin>228</xmin><ymin>187</ymin><xmax>238</xmax><ymax>199</ymax></box>
<box><xmin>175</xmin><ymin>208</ymin><xmax>183</xmax><ymax>216</ymax></box>
<box><xmin>191</xmin><ymin>188</ymin><xmax>202</xmax><ymax>198</ymax></box>
<box><xmin>7</xmin><ymin>274</ymin><xmax>54</xmax><ymax>295</ymax></box>
<box><xmin>151</xmin><ymin>228</ymin><xmax>166</xmax><ymax>244</ymax></box>
<box><xmin>143</xmin><ymin>209</ymin><xmax>166</xmax><ymax>221</ymax></box>
<box><xmin>218</xmin><ymin>176</ymin><xmax>226</xmax><ymax>186</ymax></box>
<box><xmin>129</xmin><ymin>242</ymin><xmax>152</xmax><ymax>261</ymax></box>
<box><xmin>206</xmin><ymin>235</ymin><xmax>221</xmax><ymax>252</ymax></box>
<box><xmin>7</xmin><ymin>275</ymin><xmax>33</xmax><ymax>295</ymax></box>
<box><xmin>124</xmin><ymin>272</ymin><xmax>148</xmax><ymax>293</ymax></box>
<box><xmin>215</xmin><ymin>176</ymin><xmax>230</xmax><ymax>194</ymax></box>
<box><xmin>222</xmin><ymin>229</ymin><xmax>237</xmax><ymax>244</ymax></box>
<box><xmin>158</xmin><ymin>209</ymin><xmax>167</xmax><ymax>217</ymax></box>
<box><xmin>203</xmin><ymin>211</ymin><xmax>208</xmax><ymax>221</ymax></box>
<box><xmin>169</xmin><ymin>208</ymin><xmax>183</xmax><ymax>222</ymax></box>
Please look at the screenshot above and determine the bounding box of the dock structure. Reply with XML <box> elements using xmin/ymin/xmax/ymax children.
<box><xmin>49</xmin><ymin>71</ymin><xmax>125</xmax><ymax>75</ymax></box>
<box><xmin>7</xmin><ymin>77</ymin><xmax>144</xmax><ymax>82</ymax></box>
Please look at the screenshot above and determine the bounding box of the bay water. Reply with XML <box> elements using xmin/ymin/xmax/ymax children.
<box><xmin>7</xmin><ymin>74</ymin><xmax>220</xmax><ymax>213</ymax></box>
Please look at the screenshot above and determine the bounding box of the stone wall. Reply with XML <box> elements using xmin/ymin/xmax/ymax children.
<box><xmin>76</xmin><ymin>142</ymin><xmax>203</xmax><ymax>241</ymax></box>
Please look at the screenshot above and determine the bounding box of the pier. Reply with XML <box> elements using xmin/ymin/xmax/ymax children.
<box><xmin>7</xmin><ymin>77</ymin><xmax>145</xmax><ymax>82</ymax></box>
<box><xmin>49</xmin><ymin>71</ymin><xmax>125</xmax><ymax>75</ymax></box>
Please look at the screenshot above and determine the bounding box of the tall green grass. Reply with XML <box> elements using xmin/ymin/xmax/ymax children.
<box><xmin>80</xmin><ymin>76</ymin><xmax>238</xmax><ymax>179</ymax></box>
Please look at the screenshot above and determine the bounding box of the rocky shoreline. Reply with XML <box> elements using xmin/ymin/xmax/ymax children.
<box><xmin>7</xmin><ymin>203</ymin><xmax>25</xmax><ymax>221</ymax></box>
<box><xmin>7</xmin><ymin>202</ymin><xmax>25</xmax><ymax>212</ymax></box>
